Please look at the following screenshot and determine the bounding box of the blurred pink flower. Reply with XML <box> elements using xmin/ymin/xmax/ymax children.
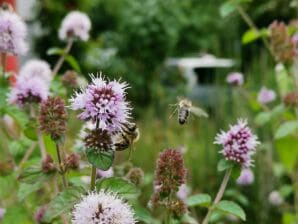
<box><xmin>215</xmin><ymin>119</ymin><xmax>259</xmax><ymax>168</ymax></box>
<box><xmin>8</xmin><ymin>77</ymin><xmax>49</xmax><ymax>107</ymax></box>
<box><xmin>236</xmin><ymin>168</ymin><xmax>254</xmax><ymax>186</ymax></box>
<box><xmin>268</xmin><ymin>191</ymin><xmax>283</xmax><ymax>206</ymax></box>
<box><xmin>97</xmin><ymin>167</ymin><xmax>114</xmax><ymax>178</ymax></box>
<box><xmin>257</xmin><ymin>87</ymin><xmax>276</xmax><ymax>105</ymax></box>
<box><xmin>226</xmin><ymin>72</ymin><xmax>244</xmax><ymax>86</ymax></box>
<box><xmin>176</xmin><ymin>184</ymin><xmax>190</xmax><ymax>201</ymax></box>
<box><xmin>19</xmin><ymin>59</ymin><xmax>52</xmax><ymax>83</ymax></box>
<box><xmin>0</xmin><ymin>208</ymin><xmax>6</xmax><ymax>220</ymax></box>
<box><xmin>59</xmin><ymin>11</ymin><xmax>91</xmax><ymax>41</ymax></box>
<box><xmin>0</xmin><ymin>10</ymin><xmax>27</xmax><ymax>55</ymax></box>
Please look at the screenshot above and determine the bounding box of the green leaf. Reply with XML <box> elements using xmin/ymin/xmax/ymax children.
<box><xmin>5</xmin><ymin>105</ymin><xmax>28</xmax><ymax>130</ymax></box>
<box><xmin>18</xmin><ymin>182</ymin><xmax>43</xmax><ymax>201</ymax></box>
<box><xmin>186</xmin><ymin>194</ymin><xmax>211</xmax><ymax>207</ymax></box>
<box><xmin>133</xmin><ymin>204</ymin><xmax>160</xmax><ymax>224</ymax></box>
<box><xmin>86</xmin><ymin>149</ymin><xmax>114</xmax><ymax>170</ymax></box>
<box><xmin>242</xmin><ymin>28</ymin><xmax>269</xmax><ymax>44</ymax></box>
<box><xmin>18</xmin><ymin>166</ymin><xmax>53</xmax><ymax>184</ymax></box>
<box><xmin>43</xmin><ymin>186</ymin><xmax>85</xmax><ymax>223</ymax></box>
<box><xmin>96</xmin><ymin>177</ymin><xmax>140</xmax><ymax>200</ymax></box>
<box><xmin>23</xmin><ymin>119</ymin><xmax>38</xmax><ymax>141</ymax></box>
<box><xmin>274</xmin><ymin>121</ymin><xmax>298</xmax><ymax>139</ymax></box>
<box><xmin>254</xmin><ymin>111</ymin><xmax>271</xmax><ymax>126</ymax></box>
<box><xmin>275</xmin><ymin>137</ymin><xmax>298</xmax><ymax>172</ymax></box>
<box><xmin>180</xmin><ymin>214</ymin><xmax>198</xmax><ymax>224</ymax></box>
<box><xmin>217</xmin><ymin>159</ymin><xmax>233</xmax><ymax>172</ymax></box>
<box><xmin>216</xmin><ymin>200</ymin><xmax>246</xmax><ymax>221</ymax></box>
<box><xmin>219</xmin><ymin>0</ymin><xmax>251</xmax><ymax>18</ymax></box>
<box><xmin>65</xmin><ymin>55</ymin><xmax>81</xmax><ymax>73</ymax></box>
<box><xmin>275</xmin><ymin>64</ymin><xmax>294</xmax><ymax>97</ymax></box>
<box><xmin>2</xmin><ymin>206</ymin><xmax>31</xmax><ymax>224</ymax></box>
<box><xmin>46</xmin><ymin>47</ymin><xmax>64</xmax><ymax>56</ymax></box>
<box><xmin>282</xmin><ymin>212</ymin><xmax>296</xmax><ymax>224</ymax></box>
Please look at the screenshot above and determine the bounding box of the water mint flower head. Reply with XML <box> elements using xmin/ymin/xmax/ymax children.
<box><xmin>70</xmin><ymin>74</ymin><xmax>131</xmax><ymax>133</ymax></box>
<box><xmin>72</xmin><ymin>190</ymin><xmax>136</xmax><ymax>224</ymax></box>
<box><xmin>215</xmin><ymin>119</ymin><xmax>259</xmax><ymax>168</ymax></box>
<box><xmin>0</xmin><ymin>10</ymin><xmax>27</xmax><ymax>55</ymax></box>
<box><xmin>19</xmin><ymin>59</ymin><xmax>52</xmax><ymax>83</ymax></box>
<box><xmin>268</xmin><ymin>191</ymin><xmax>283</xmax><ymax>206</ymax></box>
<box><xmin>257</xmin><ymin>87</ymin><xmax>276</xmax><ymax>105</ymax></box>
<box><xmin>8</xmin><ymin>76</ymin><xmax>49</xmax><ymax>107</ymax></box>
<box><xmin>236</xmin><ymin>168</ymin><xmax>254</xmax><ymax>186</ymax></box>
<box><xmin>59</xmin><ymin>11</ymin><xmax>91</xmax><ymax>41</ymax></box>
<box><xmin>226</xmin><ymin>72</ymin><xmax>244</xmax><ymax>86</ymax></box>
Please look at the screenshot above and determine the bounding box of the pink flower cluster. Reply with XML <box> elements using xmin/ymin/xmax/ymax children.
<box><xmin>0</xmin><ymin>10</ymin><xmax>27</xmax><ymax>55</ymax></box>
<box><xmin>257</xmin><ymin>87</ymin><xmax>276</xmax><ymax>105</ymax></box>
<box><xmin>215</xmin><ymin>119</ymin><xmax>259</xmax><ymax>168</ymax></box>
<box><xmin>59</xmin><ymin>11</ymin><xmax>91</xmax><ymax>42</ymax></box>
<box><xmin>226</xmin><ymin>72</ymin><xmax>244</xmax><ymax>86</ymax></box>
<box><xmin>8</xmin><ymin>60</ymin><xmax>52</xmax><ymax>107</ymax></box>
<box><xmin>70</xmin><ymin>75</ymin><xmax>131</xmax><ymax>133</ymax></box>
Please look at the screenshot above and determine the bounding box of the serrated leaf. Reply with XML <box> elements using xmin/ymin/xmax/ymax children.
<box><xmin>47</xmin><ymin>47</ymin><xmax>64</xmax><ymax>56</ymax></box>
<box><xmin>18</xmin><ymin>182</ymin><xmax>43</xmax><ymax>201</ymax></box>
<box><xmin>65</xmin><ymin>55</ymin><xmax>81</xmax><ymax>73</ymax></box>
<box><xmin>220</xmin><ymin>2</ymin><xmax>236</xmax><ymax>17</ymax></box>
<box><xmin>216</xmin><ymin>200</ymin><xmax>246</xmax><ymax>221</ymax></box>
<box><xmin>186</xmin><ymin>194</ymin><xmax>211</xmax><ymax>207</ymax></box>
<box><xmin>18</xmin><ymin>166</ymin><xmax>52</xmax><ymax>184</ymax></box>
<box><xmin>217</xmin><ymin>159</ymin><xmax>233</xmax><ymax>172</ymax></box>
<box><xmin>274</xmin><ymin>121</ymin><xmax>298</xmax><ymax>139</ymax></box>
<box><xmin>43</xmin><ymin>186</ymin><xmax>85</xmax><ymax>222</ymax></box>
<box><xmin>96</xmin><ymin>177</ymin><xmax>140</xmax><ymax>200</ymax></box>
<box><xmin>86</xmin><ymin>149</ymin><xmax>114</xmax><ymax>170</ymax></box>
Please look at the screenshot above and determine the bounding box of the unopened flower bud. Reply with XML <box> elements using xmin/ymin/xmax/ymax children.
<box><xmin>62</xmin><ymin>70</ymin><xmax>78</xmax><ymax>88</ymax></box>
<box><xmin>65</xmin><ymin>153</ymin><xmax>80</xmax><ymax>169</ymax></box>
<box><xmin>283</xmin><ymin>91</ymin><xmax>298</xmax><ymax>107</ymax></box>
<box><xmin>34</xmin><ymin>206</ymin><xmax>47</xmax><ymax>223</ymax></box>
<box><xmin>39</xmin><ymin>96</ymin><xmax>67</xmax><ymax>142</ymax></box>
<box><xmin>125</xmin><ymin>167</ymin><xmax>144</xmax><ymax>186</ymax></box>
<box><xmin>42</xmin><ymin>155</ymin><xmax>56</xmax><ymax>173</ymax></box>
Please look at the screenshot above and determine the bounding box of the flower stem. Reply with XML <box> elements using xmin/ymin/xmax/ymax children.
<box><xmin>236</xmin><ymin>6</ymin><xmax>274</xmax><ymax>58</ymax></box>
<box><xmin>17</xmin><ymin>142</ymin><xmax>37</xmax><ymax>169</ymax></box>
<box><xmin>202</xmin><ymin>168</ymin><xmax>232</xmax><ymax>224</ymax></box>
<box><xmin>90</xmin><ymin>165</ymin><xmax>97</xmax><ymax>191</ymax></box>
<box><xmin>52</xmin><ymin>38</ymin><xmax>74</xmax><ymax>77</ymax></box>
<box><xmin>55</xmin><ymin>143</ymin><xmax>67</xmax><ymax>188</ymax></box>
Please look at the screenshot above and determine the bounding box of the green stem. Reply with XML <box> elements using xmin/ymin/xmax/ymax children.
<box><xmin>202</xmin><ymin>168</ymin><xmax>232</xmax><ymax>224</ymax></box>
<box><xmin>90</xmin><ymin>165</ymin><xmax>97</xmax><ymax>191</ymax></box>
<box><xmin>236</xmin><ymin>6</ymin><xmax>274</xmax><ymax>58</ymax></box>
<box><xmin>52</xmin><ymin>38</ymin><xmax>74</xmax><ymax>77</ymax></box>
<box><xmin>56</xmin><ymin>143</ymin><xmax>67</xmax><ymax>188</ymax></box>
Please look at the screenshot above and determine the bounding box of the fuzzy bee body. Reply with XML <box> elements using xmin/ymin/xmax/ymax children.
<box><xmin>178</xmin><ymin>107</ymin><xmax>189</xmax><ymax>124</ymax></box>
<box><xmin>172</xmin><ymin>97</ymin><xmax>208</xmax><ymax>125</ymax></box>
<box><xmin>113</xmin><ymin>122</ymin><xmax>140</xmax><ymax>152</ymax></box>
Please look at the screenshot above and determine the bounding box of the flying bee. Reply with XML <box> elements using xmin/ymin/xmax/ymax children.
<box><xmin>113</xmin><ymin>122</ymin><xmax>140</xmax><ymax>159</ymax></box>
<box><xmin>171</xmin><ymin>97</ymin><xmax>208</xmax><ymax>125</ymax></box>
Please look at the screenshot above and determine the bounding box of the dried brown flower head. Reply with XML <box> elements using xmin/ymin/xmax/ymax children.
<box><xmin>39</xmin><ymin>96</ymin><xmax>68</xmax><ymax>142</ymax></box>
<box><xmin>65</xmin><ymin>153</ymin><xmax>80</xmax><ymax>169</ymax></box>
<box><xmin>84</xmin><ymin>128</ymin><xmax>114</xmax><ymax>152</ymax></box>
<box><xmin>269</xmin><ymin>21</ymin><xmax>294</xmax><ymax>63</ymax></box>
<box><xmin>42</xmin><ymin>154</ymin><xmax>56</xmax><ymax>173</ymax></box>
<box><xmin>283</xmin><ymin>91</ymin><xmax>298</xmax><ymax>107</ymax></box>
<box><xmin>125</xmin><ymin>167</ymin><xmax>144</xmax><ymax>186</ymax></box>
<box><xmin>62</xmin><ymin>70</ymin><xmax>78</xmax><ymax>88</ymax></box>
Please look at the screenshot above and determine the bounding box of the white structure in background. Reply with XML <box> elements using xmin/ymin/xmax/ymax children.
<box><xmin>166</xmin><ymin>54</ymin><xmax>235</xmax><ymax>91</ymax></box>
<box><xmin>166</xmin><ymin>54</ymin><xmax>235</xmax><ymax>107</ymax></box>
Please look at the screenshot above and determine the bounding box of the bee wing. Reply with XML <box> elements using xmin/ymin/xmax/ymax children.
<box><xmin>189</xmin><ymin>106</ymin><xmax>209</xmax><ymax>118</ymax></box>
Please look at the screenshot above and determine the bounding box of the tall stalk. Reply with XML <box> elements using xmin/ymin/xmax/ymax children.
<box><xmin>202</xmin><ymin>169</ymin><xmax>232</xmax><ymax>224</ymax></box>
<box><xmin>55</xmin><ymin>143</ymin><xmax>67</xmax><ymax>188</ymax></box>
<box><xmin>52</xmin><ymin>38</ymin><xmax>74</xmax><ymax>77</ymax></box>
